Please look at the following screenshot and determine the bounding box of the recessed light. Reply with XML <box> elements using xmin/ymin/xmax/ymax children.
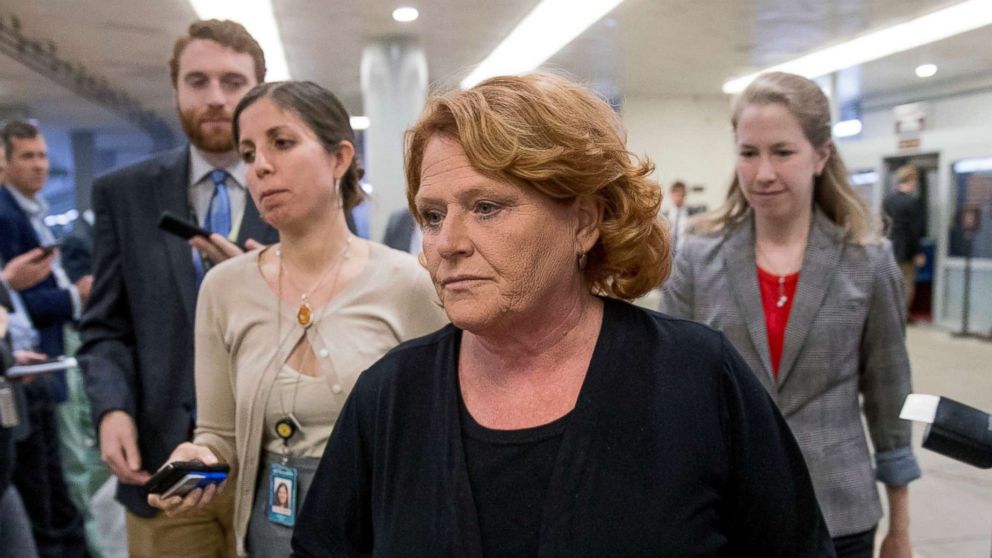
<box><xmin>392</xmin><ymin>7</ymin><xmax>419</xmax><ymax>23</ymax></box>
<box><xmin>350</xmin><ymin>116</ymin><xmax>371</xmax><ymax>130</ymax></box>
<box><xmin>915</xmin><ymin>63</ymin><xmax>938</xmax><ymax>78</ymax></box>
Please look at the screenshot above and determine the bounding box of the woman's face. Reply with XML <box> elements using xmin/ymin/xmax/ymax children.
<box><xmin>415</xmin><ymin>136</ymin><xmax>597</xmax><ymax>334</ymax></box>
<box><xmin>734</xmin><ymin>102</ymin><xmax>829</xmax><ymax>222</ymax></box>
<box><xmin>276</xmin><ymin>483</ymin><xmax>289</xmax><ymax>506</ymax></box>
<box><xmin>237</xmin><ymin>97</ymin><xmax>354</xmax><ymax>229</ymax></box>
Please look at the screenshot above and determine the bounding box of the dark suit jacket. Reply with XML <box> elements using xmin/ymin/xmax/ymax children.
<box><xmin>78</xmin><ymin>146</ymin><xmax>277</xmax><ymax>516</ymax></box>
<box><xmin>382</xmin><ymin>208</ymin><xmax>416</xmax><ymax>252</ymax></box>
<box><xmin>61</xmin><ymin>217</ymin><xmax>94</xmax><ymax>283</ymax></box>
<box><xmin>661</xmin><ymin>208</ymin><xmax>919</xmax><ymax>536</ymax></box>
<box><xmin>0</xmin><ymin>186</ymin><xmax>74</xmax><ymax>357</ymax></box>
<box><xmin>293</xmin><ymin>299</ymin><xmax>834</xmax><ymax>557</ymax></box>
<box><xmin>882</xmin><ymin>190</ymin><xmax>923</xmax><ymax>262</ymax></box>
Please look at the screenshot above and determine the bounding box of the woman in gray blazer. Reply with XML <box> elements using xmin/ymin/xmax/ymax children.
<box><xmin>661</xmin><ymin>72</ymin><xmax>920</xmax><ymax>558</ymax></box>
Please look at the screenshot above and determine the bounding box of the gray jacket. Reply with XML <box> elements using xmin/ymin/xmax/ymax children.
<box><xmin>660</xmin><ymin>207</ymin><xmax>920</xmax><ymax>537</ymax></box>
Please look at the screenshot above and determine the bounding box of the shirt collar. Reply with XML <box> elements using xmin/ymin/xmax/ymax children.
<box><xmin>188</xmin><ymin>146</ymin><xmax>247</xmax><ymax>189</ymax></box>
<box><xmin>4</xmin><ymin>184</ymin><xmax>48</xmax><ymax>218</ymax></box>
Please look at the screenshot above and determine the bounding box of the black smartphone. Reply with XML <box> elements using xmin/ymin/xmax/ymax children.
<box><xmin>38</xmin><ymin>240</ymin><xmax>62</xmax><ymax>256</ymax></box>
<box><xmin>158</xmin><ymin>211</ymin><xmax>213</xmax><ymax>242</ymax></box>
<box><xmin>145</xmin><ymin>461</ymin><xmax>230</xmax><ymax>498</ymax></box>
<box><xmin>158</xmin><ymin>211</ymin><xmax>247</xmax><ymax>251</ymax></box>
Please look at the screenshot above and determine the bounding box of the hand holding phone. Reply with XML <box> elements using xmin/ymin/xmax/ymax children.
<box><xmin>145</xmin><ymin>460</ymin><xmax>230</xmax><ymax>497</ymax></box>
<box><xmin>38</xmin><ymin>241</ymin><xmax>62</xmax><ymax>256</ymax></box>
<box><xmin>158</xmin><ymin>211</ymin><xmax>213</xmax><ymax>242</ymax></box>
<box><xmin>147</xmin><ymin>443</ymin><xmax>228</xmax><ymax>516</ymax></box>
<box><xmin>2</xmin><ymin>249</ymin><xmax>53</xmax><ymax>290</ymax></box>
<box><xmin>158</xmin><ymin>211</ymin><xmax>248</xmax><ymax>259</ymax></box>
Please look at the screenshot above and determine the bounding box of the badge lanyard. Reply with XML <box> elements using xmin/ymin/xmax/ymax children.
<box><xmin>267</xmin><ymin>239</ymin><xmax>351</xmax><ymax>527</ymax></box>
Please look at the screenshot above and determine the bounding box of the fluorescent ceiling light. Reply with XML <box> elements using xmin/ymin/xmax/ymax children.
<box><xmin>350</xmin><ymin>116</ymin><xmax>371</xmax><ymax>130</ymax></box>
<box><xmin>189</xmin><ymin>0</ymin><xmax>291</xmax><ymax>80</ymax></box>
<box><xmin>461</xmin><ymin>0</ymin><xmax>624</xmax><ymax>89</ymax></box>
<box><xmin>915</xmin><ymin>63</ymin><xmax>938</xmax><ymax>78</ymax></box>
<box><xmin>833</xmin><ymin>119</ymin><xmax>862</xmax><ymax>138</ymax></box>
<box><xmin>393</xmin><ymin>7</ymin><xmax>419</xmax><ymax>23</ymax></box>
<box><xmin>723</xmin><ymin>0</ymin><xmax>992</xmax><ymax>94</ymax></box>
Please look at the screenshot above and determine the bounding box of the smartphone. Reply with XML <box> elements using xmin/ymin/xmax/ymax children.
<box><xmin>158</xmin><ymin>211</ymin><xmax>246</xmax><ymax>250</ymax></box>
<box><xmin>38</xmin><ymin>241</ymin><xmax>62</xmax><ymax>257</ymax></box>
<box><xmin>145</xmin><ymin>461</ymin><xmax>230</xmax><ymax>498</ymax></box>
<box><xmin>158</xmin><ymin>211</ymin><xmax>213</xmax><ymax>242</ymax></box>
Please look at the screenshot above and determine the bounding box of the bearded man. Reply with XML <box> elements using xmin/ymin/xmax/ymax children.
<box><xmin>78</xmin><ymin>20</ymin><xmax>277</xmax><ymax>558</ymax></box>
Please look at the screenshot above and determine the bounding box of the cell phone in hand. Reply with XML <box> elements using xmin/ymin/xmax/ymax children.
<box><xmin>158</xmin><ymin>211</ymin><xmax>246</xmax><ymax>251</ymax></box>
<box><xmin>158</xmin><ymin>211</ymin><xmax>213</xmax><ymax>242</ymax></box>
<box><xmin>145</xmin><ymin>461</ymin><xmax>230</xmax><ymax>498</ymax></box>
<box><xmin>38</xmin><ymin>241</ymin><xmax>62</xmax><ymax>257</ymax></box>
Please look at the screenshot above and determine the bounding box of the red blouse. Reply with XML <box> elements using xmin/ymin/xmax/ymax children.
<box><xmin>757</xmin><ymin>266</ymin><xmax>800</xmax><ymax>379</ymax></box>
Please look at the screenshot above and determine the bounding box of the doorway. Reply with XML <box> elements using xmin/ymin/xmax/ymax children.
<box><xmin>882</xmin><ymin>153</ymin><xmax>939</xmax><ymax>323</ymax></box>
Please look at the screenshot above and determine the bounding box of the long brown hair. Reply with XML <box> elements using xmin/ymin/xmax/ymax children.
<box><xmin>694</xmin><ymin>72</ymin><xmax>878</xmax><ymax>243</ymax></box>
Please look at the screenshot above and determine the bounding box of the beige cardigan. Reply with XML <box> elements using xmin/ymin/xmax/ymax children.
<box><xmin>192</xmin><ymin>241</ymin><xmax>448</xmax><ymax>555</ymax></box>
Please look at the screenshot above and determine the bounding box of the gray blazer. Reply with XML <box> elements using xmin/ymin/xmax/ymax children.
<box><xmin>660</xmin><ymin>207</ymin><xmax>920</xmax><ymax>537</ymax></box>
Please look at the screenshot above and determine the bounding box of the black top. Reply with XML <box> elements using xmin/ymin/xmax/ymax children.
<box><xmin>883</xmin><ymin>190</ymin><xmax>924</xmax><ymax>262</ymax></box>
<box><xmin>460</xmin><ymin>397</ymin><xmax>570</xmax><ymax>558</ymax></box>
<box><xmin>292</xmin><ymin>298</ymin><xmax>835</xmax><ymax>558</ymax></box>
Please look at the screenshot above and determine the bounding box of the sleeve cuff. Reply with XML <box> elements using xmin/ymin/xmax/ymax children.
<box><xmin>876</xmin><ymin>446</ymin><xmax>921</xmax><ymax>486</ymax></box>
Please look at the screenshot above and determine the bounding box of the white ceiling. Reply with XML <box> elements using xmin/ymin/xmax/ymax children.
<box><xmin>0</xmin><ymin>0</ymin><xmax>987</xmax><ymax>139</ymax></box>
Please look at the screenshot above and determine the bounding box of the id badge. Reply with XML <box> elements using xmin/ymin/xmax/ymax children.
<box><xmin>267</xmin><ymin>463</ymin><xmax>298</xmax><ymax>527</ymax></box>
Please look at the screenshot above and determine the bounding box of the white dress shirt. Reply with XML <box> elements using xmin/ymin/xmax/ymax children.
<box><xmin>188</xmin><ymin>147</ymin><xmax>248</xmax><ymax>240</ymax></box>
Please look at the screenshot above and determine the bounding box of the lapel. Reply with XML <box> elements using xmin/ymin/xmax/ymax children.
<box><xmin>776</xmin><ymin>208</ymin><xmax>844</xmax><ymax>387</ymax></box>
<box><xmin>722</xmin><ymin>216</ymin><xmax>776</xmax><ymax>386</ymax></box>
<box><xmin>151</xmin><ymin>146</ymin><xmax>197</xmax><ymax>326</ymax></box>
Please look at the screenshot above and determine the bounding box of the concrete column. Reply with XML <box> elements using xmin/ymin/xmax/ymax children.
<box><xmin>360</xmin><ymin>39</ymin><xmax>428</xmax><ymax>242</ymax></box>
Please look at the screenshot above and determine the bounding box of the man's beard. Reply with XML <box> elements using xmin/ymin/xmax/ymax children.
<box><xmin>179</xmin><ymin>106</ymin><xmax>234</xmax><ymax>153</ymax></box>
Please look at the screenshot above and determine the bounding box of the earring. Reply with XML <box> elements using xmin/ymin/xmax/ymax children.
<box><xmin>577</xmin><ymin>251</ymin><xmax>588</xmax><ymax>271</ymax></box>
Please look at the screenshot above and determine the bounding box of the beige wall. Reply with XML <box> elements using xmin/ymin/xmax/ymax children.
<box><xmin>621</xmin><ymin>95</ymin><xmax>735</xmax><ymax>211</ymax></box>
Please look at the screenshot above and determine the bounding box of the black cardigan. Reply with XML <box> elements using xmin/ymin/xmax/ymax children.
<box><xmin>293</xmin><ymin>299</ymin><xmax>834</xmax><ymax>557</ymax></box>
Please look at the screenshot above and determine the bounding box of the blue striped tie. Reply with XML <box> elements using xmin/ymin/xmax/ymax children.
<box><xmin>193</xmin><ymin>169</ymin><xmax>233</xmax><ymax>290</ymax></box>
<box><xmin>205</xmin><ymin>169</ymin><xmax>232</xmax><ymax>238</ymax></box>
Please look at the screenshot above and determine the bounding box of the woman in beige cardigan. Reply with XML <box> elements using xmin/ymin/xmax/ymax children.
<box><xmin>148</xmin><ymin>81</ymin><xmax>447</xmax><ymax>557</ymax></box>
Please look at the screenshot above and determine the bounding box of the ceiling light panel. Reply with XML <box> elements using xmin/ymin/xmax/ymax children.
<box><xmin>915</xmin><ymin>63</ymin><xmax>938</xmax><ymax>78</ymax></box>
<box><xmin>393</xmin><ymin>7</ymin><xmax>420</xmax><ymax>23</ymax></box>
<box><xmin>461</xmin><ymin>0</ymin><xmax>624</xmax><ymax>89</ymax></box>
<box><xmin>723</xmin><ymin>0</ymin><xmax>992</xmax><ymax>94</ymax></box>
<box><xmin>189</xmin><ymin>0</ymin><xmax>292</xmax><ymax>80</ymax></box>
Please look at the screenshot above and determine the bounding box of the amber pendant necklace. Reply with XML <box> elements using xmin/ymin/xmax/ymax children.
<box><xmin>278</xmin><ymin>236</ymin><xmax>353</xmax><ymax>328</ymax></box>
